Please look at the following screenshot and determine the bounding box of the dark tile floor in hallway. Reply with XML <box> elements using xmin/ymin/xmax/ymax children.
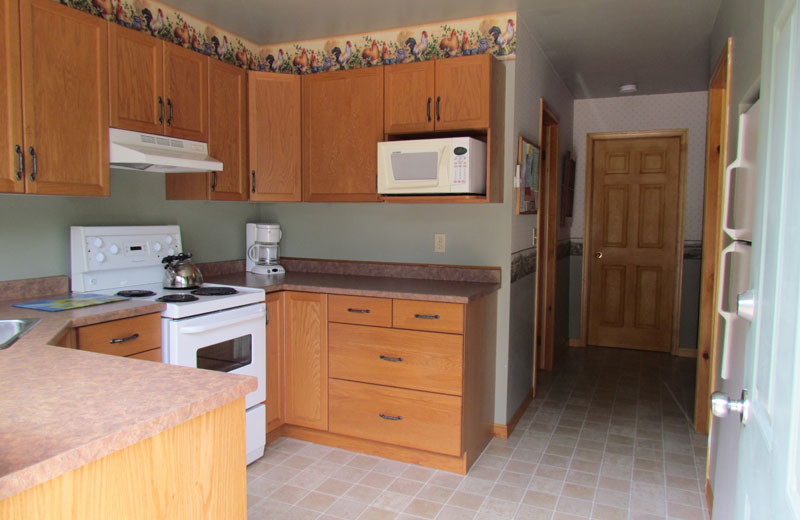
<box><xmin>247</xmin><ymin>347</ymin><xmax>709</xmax><ymax>519</ymax></box>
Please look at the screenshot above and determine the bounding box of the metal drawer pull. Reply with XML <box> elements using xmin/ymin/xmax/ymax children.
<box><xmin>414</xmin><ymin>313</ymin><xmax>440</xmax><ymax>320</ymax></box>
<box><xmin>166</xmin><ymin>98</ymin><xmax>173</xmax><ymax>126</ymax></box>
<box><xmin>251</xmin><ymin>170</ymin><xmax>256</xmax><ymax>193</ymax></box>
<box><xmin>211</xmin><ymin>171</ymin><xmax>217</xmax><ymax>192</ymax></box>
<box><xmin>14</xmin><ymin>145</ymin><xmax>23</xmax><ymax>180</ymax></box>
<box><xmin>436</xmin><ymin>96</ymin><xmax>441</xmax><ymax>121</ymax></box>
<box><xmin>157</xmin><ymin>96</ymin><xmax>164</xmax><ymax>125</ymax></box>
<box><xmin>347</xmin><ymin>308</ymin><xmax>370</xmax><ymax>314</ymax></box>
<box><xmin>379</xmin><ymin>355</ymin><xmax>403</xmax><ymax>362</ymax></box>
<box><xmin>29</xmin><ymin>147</ymin><xmax>37</xmax><ymax>181</ymax></box>
<box><xmin>109</xmin><ymin>333</ymin><xmax>139</xmax><ymax>344</ymax></box>
<box><xmin>427</xmin><ymin>97</ymin><xmax>432</xmax><ymax>122</ymax></box>
<box><xmin>379</xmin><ymin>413</ymin><xmax>403</xmax><ymax>421</ymax></box>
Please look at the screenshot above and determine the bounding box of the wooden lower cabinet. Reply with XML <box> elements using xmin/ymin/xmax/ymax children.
<box><xmin>63</xmin><ymin>313</ymin><xmax>163</xmax><ymax>362</ymax></box>
<box><xmin>265</xmin><ymin>292</ymin><xmax>285</xmax><ymax>433</ymax></box>
<box><xmin>284</xmin><ymin>291</ymin><xmax>328</xmax><ymax>430</ymax></box>
<box><xmin>0</xmin><ymin>398</ymin><xmax>247</xmax><ymax>519</ymax></box>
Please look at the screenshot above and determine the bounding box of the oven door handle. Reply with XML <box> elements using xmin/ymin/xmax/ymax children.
<box><xmin>180</xmin><ymin>309</ymin><xmax>266</xmax><ymax>334</ymax></box>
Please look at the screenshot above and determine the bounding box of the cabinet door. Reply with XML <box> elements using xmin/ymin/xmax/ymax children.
<box><xmin>248</xmin><ymin>71</ymin><xmax>301</xmax><ymax>201</ymax></box>
<box><xmin>384</xmin><ymin>61</ymin><xmax>435</xmax><ymax>134</ymax></box>
<box><xmin>109</xmin><ymin>23</ymin><xmax>164</xmax><ymax>134</ymax></box>
<box><xmin>0</xmin><ymin>0</ymin><xmax>23</xmax><ymax>193</ymax></box>
<box><xmin>19</xmin><ymin>0</ymin><xmax>109</xmax><ymax>196</ymax></box>
<box><xmin>265</xmin><ymin>292</ymin><xmax>285</xmax><ymax>433</ymax></box>
<box><xmin>209</xmin><ymin>59</ymin><xmax>248</xmax><ymax>200</ymax></box>
<box><xmin>284</xmin><ymin>292</ymin><xmax>328</xmax><ymax>430</ymax></box>
<box><xmin>302</xmin><ymin>68</ymin><xmax>383</xmax><ymax>202</ymax></box>
<box><xmin>164</xmin><ymin>43</ymin><xmax>208</xmax><ymax>142</ymax></box>
<box><xmin>434</xmin><ymin>55</ymin><xmax>491</xmax><ymax>131</ymax></box>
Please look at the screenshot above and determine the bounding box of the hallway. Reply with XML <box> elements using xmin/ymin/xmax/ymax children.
<box><xmin>247</xmin><ymin>347</ymin><xmax>709</xmax><ymax>520</ymax></box>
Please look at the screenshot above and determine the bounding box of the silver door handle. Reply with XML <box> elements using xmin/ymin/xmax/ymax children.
<box><xmin>737</xmin><ymin>289</ymin><xmax>756</xmax><ymax>321</ymax></box>
<box><xmin>711</xmin><ymin>389</ymin><xmax>750</xmax><ymax>424</ymax></box>
<box><xmin>594</xmin><ymin>251</ymin><xmax>603</xmax><ymax>259</ymax></box>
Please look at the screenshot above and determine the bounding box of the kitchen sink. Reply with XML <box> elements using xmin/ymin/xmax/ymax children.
<box><xmin>0</xmin><ymin>319</ymin><xmax>41</xmax><ymax>350</ymax></box>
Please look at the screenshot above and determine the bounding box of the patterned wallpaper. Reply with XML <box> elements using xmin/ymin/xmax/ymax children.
<box><xmin>58</xmin><ymin>0</ymin><xmax>516</xmax><ymax>73</ymax></box>
<box><xmin>570</xmin><ymin>91</ymin><xmax>709</xmax><ymax>242</ymax></box>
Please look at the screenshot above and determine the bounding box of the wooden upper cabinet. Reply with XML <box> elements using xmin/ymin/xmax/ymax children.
<box><xmin>19</xmin><ymin>0</ymin><xmax>108</xmax><ymax>196</ymax></box>
<box><xmin>248</xmin><ymin>71</ymin><xmax>301</xmax><ymax>201</ymax></box>
<box><xmin>384</xmin><ymin>61</ymin><xmax>435</xmax><ymax>134</ymax></box>
<box><xmin>164</xmin><ymin>44</ymin><xmax>208</xmax><ymax>142</ymax></box>
<box><xmin>302</xmin><ymin>68</ymin><xmax>383</xmax><ymax>202</ymax></box>
<box><xmin>209</xmin><ymin>60</ymin><xmax>248</xmax><ymax>200</ymax></box>
<box><xmin>434</xmin><ymin>55</ymin><xmax>491</xmax><ymax>131</ymax></box>
<box><xmin>109</xmin><ymin>24</ymin><xmax>164</xmax><ymax>134</ymax></box>
<box><xmin>0</xmin><ymin>0</ymin><xmax>23</xmax><ymax>194</ymax></box>
<box><xmin>284</xmin><ymin>291</ymin><xmax>328</xmax><ymax>430</ymax></box>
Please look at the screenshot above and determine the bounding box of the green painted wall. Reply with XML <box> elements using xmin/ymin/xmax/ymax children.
<box><xmin>0</xmin><ymin>170</ymin><xmax>260</xmax><ymax>281</ymax></box>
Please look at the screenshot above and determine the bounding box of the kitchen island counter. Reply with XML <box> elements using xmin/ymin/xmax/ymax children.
<box><xmin>0</xmin><ymin>287</ymin><xmax>256</xmax><ymax>501</ymax></box>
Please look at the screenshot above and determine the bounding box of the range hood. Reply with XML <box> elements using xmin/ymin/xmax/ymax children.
<box><xmin>109</xmin><ymin>128</ymin><xmax>223</xmax><ymax>173</ymax></box>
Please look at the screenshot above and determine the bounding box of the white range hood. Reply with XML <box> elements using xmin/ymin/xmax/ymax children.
<box><xmin>109</xmin><ymin>128</ymin><xmax>223</xmax><ymax>173</ymax></box>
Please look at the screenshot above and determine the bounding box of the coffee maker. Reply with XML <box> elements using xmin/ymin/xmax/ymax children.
<box><xmin>246</xmin><ymin>223</ymin><xmax>285</xmax><ymax>275</ymax></box>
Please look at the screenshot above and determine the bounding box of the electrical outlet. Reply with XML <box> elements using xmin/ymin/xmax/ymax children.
<box><xmin>532</xmin><ymin>228</ymin><xmax>538</xmax><ymax>247</ymax></box>
<box><xmin>434</xmin><ymin>233</ymin><xmax>446</xmax><ymax>253</ymax></box>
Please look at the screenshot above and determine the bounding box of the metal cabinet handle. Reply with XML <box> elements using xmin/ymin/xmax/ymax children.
<box><xmin>28</xmin><ymin>146</ymin><xmax>37</xmax><ymax>181</ymax></box>
<box><xmin>379</xmin><ymin>355</ymin><xmax>403</xmax><ymax>362</ymax></box>
<box><xmin>427</xmin><ymin>97</ymin><xmax>432</xmax><ymax>122</ymax></box>
<box><xmin>436</xmin><ymin>96</ymin><xmax>441</xmax><ymax>121</ymax></box>
<box><xmin>379</xmin><ymin>413</ymin><xmax>403</xmax><ymax>421</ymax></box>
<box><xmin>414</xmin><ymin>313</ymin><xmax>439</xmax><ymax>320</ymax></box>
<box><xmin>109</xmin><ymin>333</ymin><xmax>139</xmax><ymax>344</ymax></box>
<box><xmin>347</xmin><ymin>308</ymin><xmax>370</xmax><ymax>314</ymax></box>
<box><xmin>251</xmin><ymin>170</ymin><xmax>256</xmax><ymax>193</ymax></box>
<box><xmin>594</xmin><ymin>251</ymin><xmax>603</xmax><ymax>259</ymax></box>
<box><xmin>211</xmin><ymin>171</ymin><xmax>217</xmax><ymax>192</ymax></box>
<box><xmin>157</xmin><ymin>96</ymin><xmax>164</xmax><ymax>125</ymax></box>
<box><xmin>14</xmin><ymin>145</ymin><xmax>24</xmax><ymax>180</ymax></box>
<box><xmin>166</xmin><ymin>98</ymin><xmax>173</xmax><ymax>126</ymax></box>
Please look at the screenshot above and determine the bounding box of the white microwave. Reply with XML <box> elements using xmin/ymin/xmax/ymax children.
<box><xmin>377</xmin><ymin>137</ymin><xmax>487</xmax><ymax>195</ymax></box>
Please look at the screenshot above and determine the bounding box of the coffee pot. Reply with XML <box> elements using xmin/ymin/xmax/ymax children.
<box><xmin>246</xmin><ymin>223</ymin><xmax>285</xmax><ymax>275</ymax></box>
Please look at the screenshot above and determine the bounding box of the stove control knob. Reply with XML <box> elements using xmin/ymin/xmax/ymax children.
<box><xmin>95</xmin><ymin>252</ymin><xmax>106</xmax><ymax>263</ymax></box>
<box><xmin>165</xmin><ymin>235</ymin><xmax>174</xmax><ymax>245</ymax></box>
<box><xmin>109</xmin><ymin>244</ymin><xmax>120</xmax><ymax>255</ymax></box>
<box><xmin>92</xmin><ymin>237</ymin><xmax>103</xmax><ymax>248</ymax></box>
<box><xmin>152</xmin><ymin>242</ymin><xmax>162</xmax><ymax>252</ymax></box>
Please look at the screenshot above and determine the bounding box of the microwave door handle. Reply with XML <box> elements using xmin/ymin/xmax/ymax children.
<box><xmin>180</xmin><ymin>309</ymin><xmax>266</xmax><ymax>334</ymax></box>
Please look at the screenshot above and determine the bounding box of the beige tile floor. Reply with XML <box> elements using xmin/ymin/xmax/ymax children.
<box><xmin>247</xmin><ymin>347</ymin><xmax>710</xmax><ymax>520</ymax></box>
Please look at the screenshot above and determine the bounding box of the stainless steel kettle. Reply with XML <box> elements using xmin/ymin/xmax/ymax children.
<box><xmin>162</xmin><ymin>253</ymin><xmax>204</xmax><ymax>289</ymax></box>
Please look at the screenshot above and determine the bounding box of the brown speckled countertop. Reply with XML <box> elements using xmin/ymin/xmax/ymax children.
<box><xmin>0</xmin><ymin>293</ymin><xmax>256</xmax><ymax>500</ymax></box>
<box><xmin>206</xmin><ymin>271</ymin><xmax>500</xmax><ymax>303</ymax></box>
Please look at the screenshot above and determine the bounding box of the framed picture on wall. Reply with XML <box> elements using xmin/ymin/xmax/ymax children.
<box><xmin>560</xmin><ymin>151</ymin><xmax>576</xmax><ymax>225</ymax></box>
<box><xmin>516</xmin><ymin>136</ymin><xmax>541</xmax><ymax>214</ymax></box>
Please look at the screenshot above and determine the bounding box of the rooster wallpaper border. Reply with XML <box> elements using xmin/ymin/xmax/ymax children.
<box><xmin>58</xmin><ymin>0</ymin><xmax>516</xmax><ymax>74</ymax></box>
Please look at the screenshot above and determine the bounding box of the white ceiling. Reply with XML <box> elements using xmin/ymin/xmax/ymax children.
<box><xmin>159</xmin><ymin>0</ymin><xmax>723</xmax><ymax>99</ymax></box>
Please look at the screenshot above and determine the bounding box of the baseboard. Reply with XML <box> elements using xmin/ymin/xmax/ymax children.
<box><xmin>568</xmin><ymin>337</ymin><xmax>585</xmax><ymax>347</ymax></box>
<box><xmin>676</xmin><ymin>347</ymin><xmax>698</xmax><ymax>358</ymax></box>
<box><xmin>493</xmin><ymin>388</ymin><xmax>534</xmax><ymax>440</ymax></box>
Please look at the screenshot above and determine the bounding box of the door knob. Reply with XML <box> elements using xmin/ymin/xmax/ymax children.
<box><xmin>711</xmin><ymin>389</ymin><xmax>750</xmax><ymax>424</ymax></box>
<box><xmin>594</xmin><ymin>251</ymin><xmax>603</xmax><ymax>259</ymax></box>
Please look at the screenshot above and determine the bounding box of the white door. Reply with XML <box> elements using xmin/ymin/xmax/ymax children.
<box><xmin>729</xmin><ymin>0</ymin><xmax>800</xmax><ymax>517</ymax></box>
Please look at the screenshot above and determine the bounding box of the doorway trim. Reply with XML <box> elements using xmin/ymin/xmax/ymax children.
<box><xmin>535</xmin><ymin>99</ymin><xmax>559</xmax><ymax>372</ymax></box>
<box><xmin>579</xmin><ymin>129</ymin><xmax>689</xmax><ymax>352</ymax></box>
<box><xmin>694</xmin><ymin>38</ymin><xmax>732</xmax><ymax>435</ymax></box>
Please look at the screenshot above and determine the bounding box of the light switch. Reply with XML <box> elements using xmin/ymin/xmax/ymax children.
<box><xmin>434</xmin><ymin>233</ymin><xmax>446</xmax><ymax>253</ymax></box>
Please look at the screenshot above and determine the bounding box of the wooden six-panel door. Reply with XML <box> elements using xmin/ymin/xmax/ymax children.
<box><xmin>248</xmin><ymin>71</ymin><xmax>301</xmax><ymax>201</ymax></box>
<box><xmin>163</xmin><ymin>44</ymin><xmax>208</xmax><ymax>142</ymax></box>
<box><xmin>0</xmin><ymin>0</ymin><xmax>23</xmax><ymax>193</ymax></box>
<box><xmin>108</xmin><ymin>23</ymin><xmax>164</xmax><ymax>135</ymax></box>
<box><xmin>586</xmin><ymin>133</ymin><xmax>685</xmax><ymax>351</ymax></box>
<box><xmin>284</xmin><ymin>292</ymin><xmax>328</xmax><ymax>430</ymax></box>
<box><xmin>384</xmin><ymin>61</ymin><xmax>435</xmax><ymax>134</ymax></box>
<box><xmin>19</xmin><ymin>0</ymin><xmax>108</xmax><ymax>196</ymax></box>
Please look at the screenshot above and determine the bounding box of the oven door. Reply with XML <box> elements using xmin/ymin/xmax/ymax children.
<box><xmin>164</xmin><ymin>302</ymin><xmax>266</xmax><ymax>409</ymax></box>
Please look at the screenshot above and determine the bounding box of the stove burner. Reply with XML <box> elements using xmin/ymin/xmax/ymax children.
<box><xmin>156</xmin><ymin>294</ymin><xmax>199</xmax><ymax>303</ymax></box>
<box><xmin>116</xmin><ymin>290</ymin><xmax>157</xmax><ymax>298</ymax></box>
<box><xmin>191</xmin><ymin>287</ymin><xmax>239</xmax><ymax>296</ymax></box>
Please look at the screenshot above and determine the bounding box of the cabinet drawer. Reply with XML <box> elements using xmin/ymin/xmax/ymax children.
<box><xmin>329</xmin><ymin>295</ymin><xmax>392</xmax><ymax>327</ymax></box>
<box><xmin>329</xmin><ymin>323</ymin><xmax>462</xmax><ymax>395</ymax></box>
<box><xmin>392</xmin><ymin>299</ymin><xmax>464</xmax><ymax>334</ymax></box>
<box><xmin>127</xmin><ymin>348</ymin><xmax>162</xmax><ymax>362</ymax></box>
<box><xmin>76</xmin><ymin>313</ymin><xmax>161</xmax><ymax>357</ymax></box>
<box><xmin>329</xmin><ymin>379</ymin><xmax>461</xmax><ymax>456</ymax></box>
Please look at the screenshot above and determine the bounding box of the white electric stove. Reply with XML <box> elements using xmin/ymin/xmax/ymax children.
<box><xmin>70</xmin><ymin>225</ymin><xmax>267</xmax><ymax>464</ymax></box>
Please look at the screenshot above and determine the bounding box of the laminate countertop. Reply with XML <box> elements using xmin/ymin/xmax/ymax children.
<box><xmin>0</xmin><ymin>296</ymin><xmax>257</xmax><ymax>500</ymax></box>
<box><xmin>205</xmin><ymin>271</ymin><xmax>500</xmax><ymax>303</ymax></box>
